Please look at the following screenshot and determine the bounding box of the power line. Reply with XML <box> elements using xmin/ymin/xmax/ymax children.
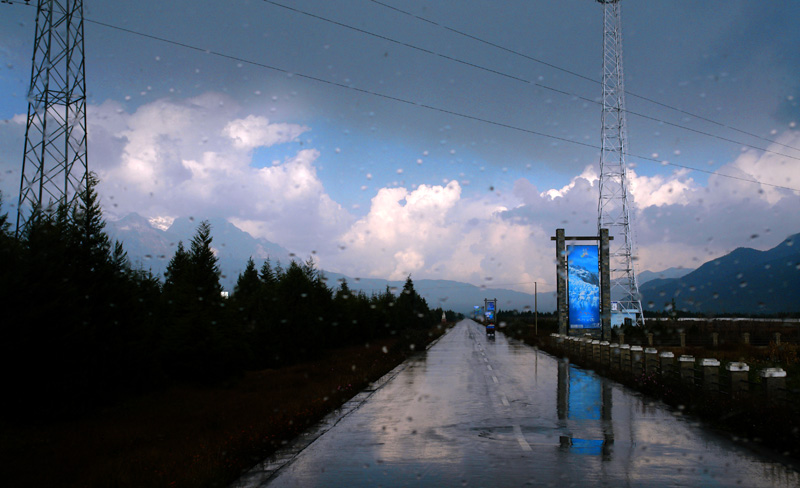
<box><xmin>7</xmin><ymin>1</ymin><xmax>798</xmax><ymax>193</ymax></box>
<box><xmin>262</xmin><ymin>0</ymin><xmax>530</xmax><ymax>85</ymax></box>
<box><xmin>366</xmin><ymin>0</ymin><xmax>800</xmax><ymax>154</ymax></box>
<box><xmin>10</xmin><ymin>0</ymin><xmax>800</xmax><ymax>162</ymax></box>
<box><xmin>13</xmin><ymin>0</ymin><xmax>800</xmax><ymax>163</ymax></box>
<box><xmin>81</xmin><ymin>18</ymin><xmax>799</xmax><ymax>194</ymax></box>
<box><xmin>259</xmin><ymin>0</ymin><xmax>800</xmax><ymax>166</ymax></box>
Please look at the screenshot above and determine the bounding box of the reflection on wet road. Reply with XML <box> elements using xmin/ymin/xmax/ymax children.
<box><xmin>236</xmin><ymin>320</ymin><xmax>800</xmax><ymax>487</ymax></box>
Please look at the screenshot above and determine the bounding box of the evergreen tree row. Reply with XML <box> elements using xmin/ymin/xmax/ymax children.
<box><xmin>0</xmin><ymin>180</ymin><xmax>444</xmax><ymax>419</ymax></box>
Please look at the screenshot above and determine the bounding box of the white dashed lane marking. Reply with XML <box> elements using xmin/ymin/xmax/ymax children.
<box><xmin>514</xmin><ymin>425</ymin><xmax>532</xmax><ymax>452</ymax></box>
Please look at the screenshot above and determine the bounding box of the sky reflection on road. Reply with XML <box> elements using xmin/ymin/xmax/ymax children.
<box><xmin>236</xmin><ymin>320</ymin><xmax>800</xmax><ymax>487</ymax></box>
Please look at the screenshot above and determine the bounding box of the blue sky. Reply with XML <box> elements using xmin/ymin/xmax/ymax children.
<box><xmin>1</xmin><ymin>0</ymin><xmax>799</xmax><ymax>293</ymax></box>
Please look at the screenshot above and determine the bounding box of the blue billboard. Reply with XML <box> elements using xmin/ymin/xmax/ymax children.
<box><xmin>567</xmin><ymin>245</ymin><xmax>600</xmax><ymax>329</ymax></box>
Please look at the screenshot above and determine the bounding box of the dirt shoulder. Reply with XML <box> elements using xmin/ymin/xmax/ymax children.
<box><xmin>0</xmin><ymin>325</ymin><xmax>451</xmax><ymax>488</ymax></box>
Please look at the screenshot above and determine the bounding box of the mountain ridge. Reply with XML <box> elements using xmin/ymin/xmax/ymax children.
<box><xmin>106</xmin><ymin>213</ymin><xmax>800</xmax><ymax>315</ymax></box>
<box><xmin>638</xmin><ymin>267</ymin><xmax>693</xmax><ymax>284</ymax></box>
<box><xmin>105</xmin><ymin>213</ymin><xmax>555</xmax><ymax>313</ymax></box>
<box><xmin>640</xmin><ymin>233</ymin><xmax>800</xmax><ymax>314</ymax></box>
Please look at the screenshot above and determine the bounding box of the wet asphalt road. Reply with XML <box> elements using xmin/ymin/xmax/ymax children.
<box><xmin>234</xmin><ymin>320</ymin><xmax>800</xmax><ymax>487</ymax></box>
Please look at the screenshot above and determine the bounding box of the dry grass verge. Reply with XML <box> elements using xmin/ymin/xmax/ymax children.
<box><xmin>0</xmin><ymin>325</ymin><xmax>450</xmax><ymax>488</ymax></box>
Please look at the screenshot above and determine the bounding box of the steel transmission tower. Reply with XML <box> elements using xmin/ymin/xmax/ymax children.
<box><xmin>17</xmin><ymin>0</ymin><xmax>88</xmax><ymax>233</ymax></box>
<box><xmin>596</xmin><ymin>0</ymin><xmax>644</xmax><ymax>325</ymax></box>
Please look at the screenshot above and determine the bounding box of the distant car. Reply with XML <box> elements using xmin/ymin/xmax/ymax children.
<box><xmin>486</xmin><ymin>323</ymin><xmax>495</xmax><ymax>337</ymax></box>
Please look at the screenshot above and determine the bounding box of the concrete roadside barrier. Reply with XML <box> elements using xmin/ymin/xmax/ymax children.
<box><xmin>679</xmin><ymin>355</ymin><xmax>695</xmax><ymax>385</ymax></box>
<box><xmin>726</xmin><ymin>362</ymin><xmax>749</xmax><ymax>395</ymax></box>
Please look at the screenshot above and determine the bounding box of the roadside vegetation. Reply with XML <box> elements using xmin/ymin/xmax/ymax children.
<box><xmin>0</xmin><ymin>179</ymin><xmax>457</xmax><ymax>487</ymax></box>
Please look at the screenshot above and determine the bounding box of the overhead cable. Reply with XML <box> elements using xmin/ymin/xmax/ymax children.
<box><xmin>260</xmin><ymin>0</ymin><xmax>800</xmax><ymax>163</ymax></box>
<box><xmin>366</xmin><ymin>0</ymin><xmax>800</xmax><ymax>153</ymax></box>
<box><xmin>83</xmin><ymin>18</ymin><xmax>800</xmax><ymax>194</ymax></box>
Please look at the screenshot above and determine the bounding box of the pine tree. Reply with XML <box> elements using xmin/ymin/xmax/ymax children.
<box><xmin>235</xmin><ymin>257</ymin><xmax>261</xmax><ymax>298</ymax></box>
<box><xmin>271</xmin><ymin>260</ymin><xmax>334</xmax><ymax>362</ymax></box>
<box><xmin>395</xmin><ymin>275</ymin><xmax>430</xmax><ymax>329</ymax></box>
<box><xmin>335</xmin><ymin>278</ymin><xmax>352</xmax><ymax>301</ymax></box>
<box><xmin>160</xmin><ymin>221</ymin><xmax>248</xmax><ymax>381</ymax></box>
<box><xmin>0</xmin><ymin>191</ymin><xmax>10</xmax><ymax>238</ymax></box>
<box><xmin>260</xmin><ymin>259</ymin><xmax>277</xmax><ymax>288</ymax></box>
<box><xmin>70</xmin><ymin>173</ymin><xmax>111</xmax><ymax>268</ymax></box>
<box><xmin>233</xmin><ymin>257</ymin><xmax>261</xmax><ymax>331</ymax></box>
<box><xmin>5</xmin><ymin>176</ymin><xmax>163</xmax><ymax>416</ymax></box>
<box><xmin>164</xmin><ymin>241</ymin><xmax>190</xmax><ymax>292</ymax></box>
<box><xmin>189</xmin><ymin>220</ymin><xmax>222</xmax><ymax>305</ymax></box>
<box><xmin>245</xmin><ymin>259</ymin><xmax>279</xmax><ymax>367</ymax></box>
<box><xmin>110</xmin><ymin>241</ymin><xmax>131</xmax><ymax>275</ymax></box>
<box><xmin>0</xmin><ymin>191</ymin><xmax>18</xmax><ymax>290</ymax></box>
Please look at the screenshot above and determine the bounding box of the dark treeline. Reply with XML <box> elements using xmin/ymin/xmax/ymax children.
<box><xmin>0</xmin><ymin>179</ymin><xmax>446</xmax><ymax>420</ymax></box>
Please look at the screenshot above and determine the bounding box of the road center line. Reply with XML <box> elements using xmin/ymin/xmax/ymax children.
<box><xmin>513</xmin><ymin>425</ymin><xmax>532</xmax><ymax>452</ymax></box>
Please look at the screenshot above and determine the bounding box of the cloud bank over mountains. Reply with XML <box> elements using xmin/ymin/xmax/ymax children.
<box><xmin>2</xmin><ymin>92</ymin><xmax>798</xmax><ymax>294</ymax></box>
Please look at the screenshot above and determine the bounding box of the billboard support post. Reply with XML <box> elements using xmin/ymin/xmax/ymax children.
<box><xmin>556</xmin><ymin>228</ymin><xmax>567</xmax><ymax>335</ymax></box>
<box><xmin>600</xmin><ymin>228</ymin><xmax>611</xmax><ymax>340</ymax></box>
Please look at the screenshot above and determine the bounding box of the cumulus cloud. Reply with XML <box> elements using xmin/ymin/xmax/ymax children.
<box><xmin>336</xmin><ymin>182</ymin><xmax>462</xmax><ymax>280</ymax></box>
<box><xmin>323</xmin><ymin>180</ymin><xmax>553</xmax><ymax>294</ymax></box>
<box><xmin>88</xmin><ymin>93</ymin><xmax>351</xmax><ymax>253</ymax></box>
<box><xmin>723</xmin><ymin>130</ymin><xmax>800</xmax><ymax>204</ymax></box>
<box><xmin>7</xmin><ymin>89</ymin><xmax>796</xmax><ymax>295</ymax></box>
<box><xmin>632</xmin><ymin>129</ymin><xmax>800</xmax><ymax>263</ymax></box>
<box><xmin>0</xmin><ymin>115</ymin><xmax>26</xmax><ymax>200</ymax></box>
<box><xmin>627</xmin><ymin>168</ymin><xmax>695</xmax><ymax>208</ymax></box>
<box><xmin>479</xmin><ymin>136</ymin><xmax>800</xmax><ymax>287</ymax></box>
<box><xmin>223</xmin><ymin>115</ymin><xmax>309</xmax><ymax>150</ymax></box>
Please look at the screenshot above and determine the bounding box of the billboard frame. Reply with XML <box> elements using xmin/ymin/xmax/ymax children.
<box><xmin>552</xmin><ymin>229</ymin><xmax>612</xmax><ymax>340</ymax></box>
<box><xmin>567</xmin><ymin>244</ymin><xmax>601</xmax><ymax>329</ymax></box>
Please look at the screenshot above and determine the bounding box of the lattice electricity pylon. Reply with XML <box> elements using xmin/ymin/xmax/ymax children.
<box><xmin>17</xmin><ymin>0</ymin><xmax>88</xmax><ymax>234</ymax></box>
<box><xmin>596</xmin><ymin>0</ymin><xmax>644</xmax><ymax>325</ymax></box>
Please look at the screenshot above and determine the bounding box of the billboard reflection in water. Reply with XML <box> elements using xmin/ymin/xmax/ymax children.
<box><xmin>567</xmin><ymin>245</ymin><xmax>600</xmax><ymax>329</ymax></box>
